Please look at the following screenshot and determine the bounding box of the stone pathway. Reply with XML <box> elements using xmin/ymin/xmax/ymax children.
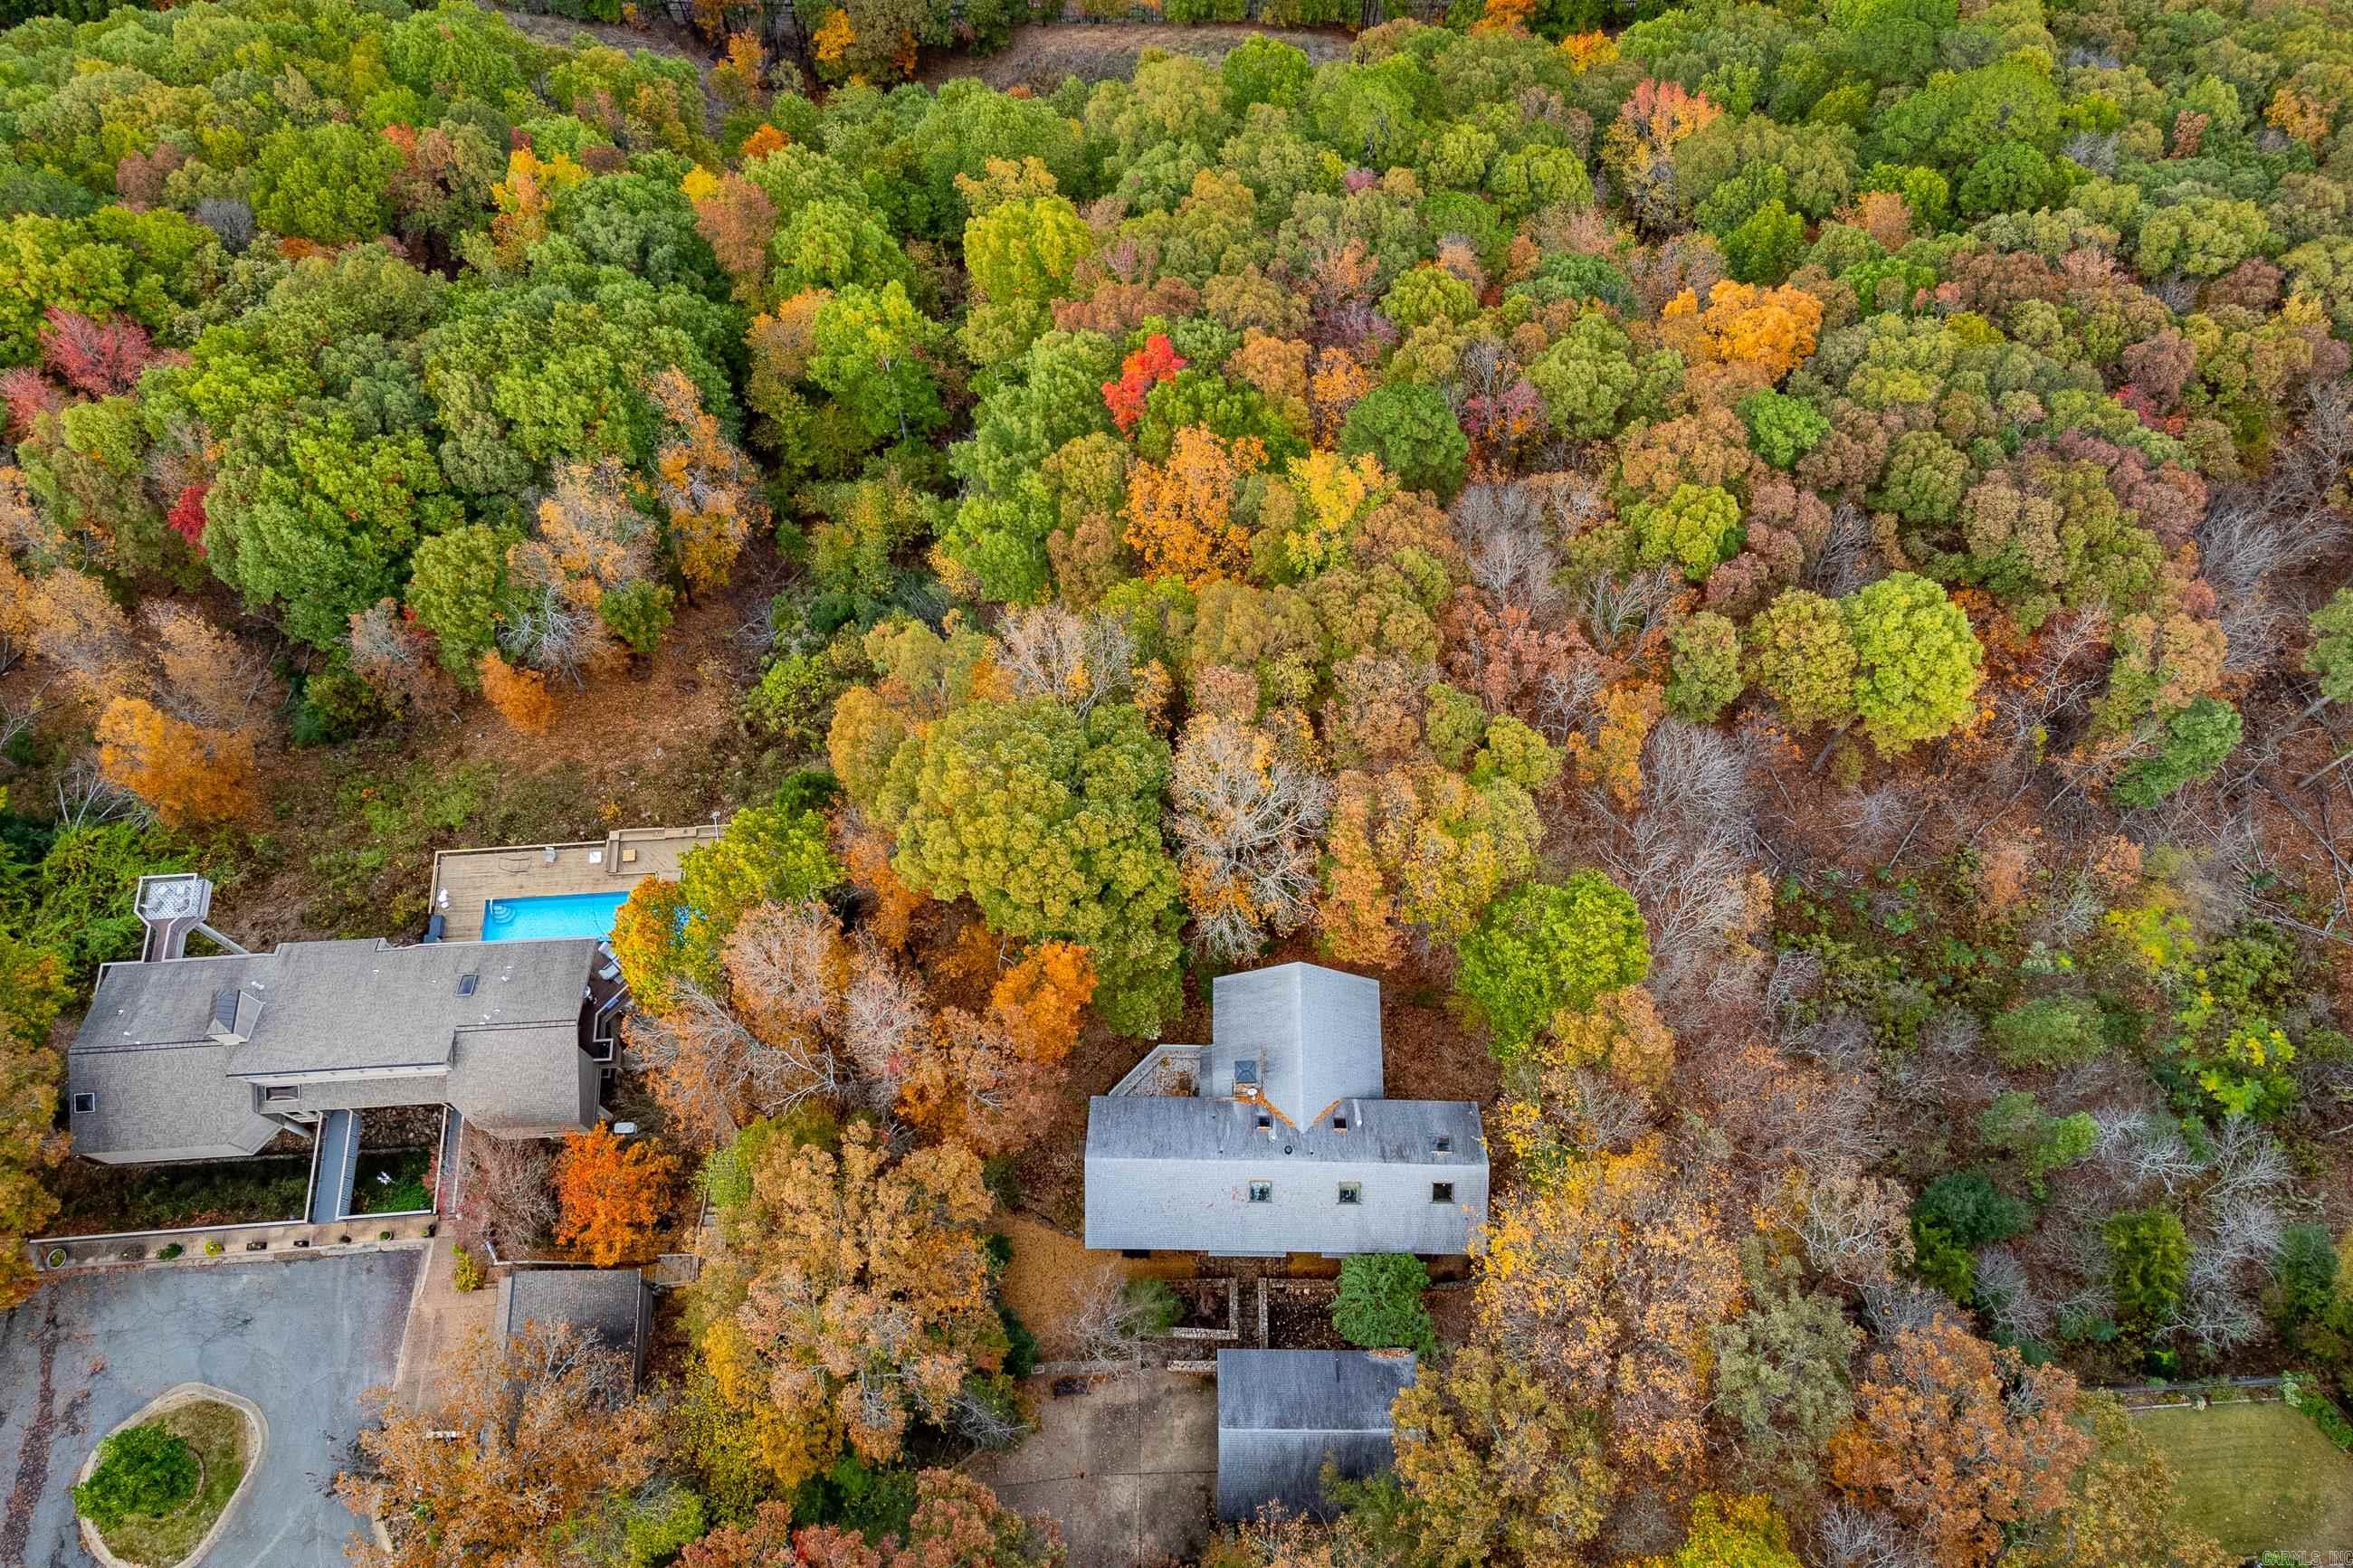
<box><xmin>391</xmin><ymin>1238</ymin><xmax>500</xmax><ymax>1411</ymax></box>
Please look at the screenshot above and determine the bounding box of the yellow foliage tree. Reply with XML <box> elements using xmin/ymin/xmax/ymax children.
<box><xmin>1662</xmin><ymin>280</ymin><xmax>1824</xmax><ymax>385</ymax></box>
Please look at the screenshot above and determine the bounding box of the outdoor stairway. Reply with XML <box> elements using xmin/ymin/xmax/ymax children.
<box><xmin>308</xmin><ymin>1109</ymin><xmax>360</xmax><ymax>1225</ymax></box>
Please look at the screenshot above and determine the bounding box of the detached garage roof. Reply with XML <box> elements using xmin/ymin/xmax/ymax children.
<box><xmin>497</xmin><ymin>1267</ymin><xmax>654</xmax><ymax>1392</ymax></box>
<box><xmin>1215</xmin><ymin>1349</ymin><xmax>1416</xmax><ymax>1521</ymax></box>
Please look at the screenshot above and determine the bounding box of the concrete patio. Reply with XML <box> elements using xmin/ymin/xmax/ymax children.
<box><xmin>969</xmin><ymin>1371</ymin><xmax>1217</xmax><ymax>1568</ymax></box>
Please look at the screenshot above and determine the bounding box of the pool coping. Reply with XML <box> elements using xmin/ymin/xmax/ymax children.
<box><xmin>429</xmin><ymin>825</ymin><xmax>722</xmax><ymax>942</ymax></box>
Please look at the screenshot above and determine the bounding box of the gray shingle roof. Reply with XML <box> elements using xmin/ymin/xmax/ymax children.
<box><xmin>1086</xmin><ymin>963</ymin><xmax>1489</xmax><ymax>1256</ymax></box>
<box><xmin>68</xmin><ymin>936</ymin><xmax>603</xmax><ymax>1162</ymax></box>
<box><xmin>1215</xmin><ymin>1349</ymin><xmax>1415</xmax><ymax>1521</ymax></box>
<box><xmin>1083</xmin><ymin>1097</ymin><xmax>1487</xmax><ymax>1255</ymax></box>
<box><xmin>64</xmin><ymin>1042</ymin><xmax>281</xmax><ymax>1164</ymax></box>
<box><xmin>497</xmin><ymin>1268</ymin><xmax>653</xmax><ymax>1391</ymax></box>
<box><xmin>1206</xmin><ymin>963</ymin><xmax>1383</xmax><ymax>1123</ymax></box>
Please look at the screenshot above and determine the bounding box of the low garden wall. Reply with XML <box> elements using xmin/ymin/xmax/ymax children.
<box><xmin>30</xmin><ymin>1213</ymin><xmax>439</xmax><ymax>1276</ymax></box>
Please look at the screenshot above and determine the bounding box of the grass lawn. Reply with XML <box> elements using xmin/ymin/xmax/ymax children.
<box><xmin>90</xmin><ymin>1400</ymin><xmax>252</xmax><ymax>1568</ymax></box>
<box><xmin>351</xmin><ymin>1147</ymin><xmax>433</xmax><ymax>1214</ymax></box>
<box><xmin>2133</xmin><ymin>1398</ymin><xmax>2353</xmax><ymax>1557</ymax></box>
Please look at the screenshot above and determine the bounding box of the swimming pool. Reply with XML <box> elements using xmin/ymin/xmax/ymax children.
<box><xmin>480</xmin><ymin>889</ymin><xmax>630</xmax><ymax>942</ymax></box>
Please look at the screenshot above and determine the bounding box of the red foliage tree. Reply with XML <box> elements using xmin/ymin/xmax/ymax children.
<box><xmin>1100</xmin><ymin>332</ymin><xmax>1186</xmax><ymax>434</ymax></box>
<box><xmin>39</xmin><ymin>308</ymin><xmax>155</xmax><ymax>397</ymax></box>
<box><xmin>167</xmin><ymin>482</ymin><xmax>210</xmax><ymax>555</ymax></box>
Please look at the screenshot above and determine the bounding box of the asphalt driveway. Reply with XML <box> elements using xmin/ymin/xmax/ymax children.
<box><xmin>0</xmin><ymin>1248</ymin><xmax>424</xmax><ymax>1567</ymax></box>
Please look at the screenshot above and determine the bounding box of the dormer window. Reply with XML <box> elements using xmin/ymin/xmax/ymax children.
<box><xmin>71</xmin><ymin>1092</ymin><xmax>97</xmax><ymax>1114</ymax></box>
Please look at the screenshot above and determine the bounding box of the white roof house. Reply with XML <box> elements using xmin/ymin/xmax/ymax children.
<box><xmin>1084</xmin><ymin>963</ymin><xmax>1488</xmax><ymax>1257</ymax></box>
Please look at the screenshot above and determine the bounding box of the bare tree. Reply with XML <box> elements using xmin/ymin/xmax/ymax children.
<box><xmin>1453</xmin><ymin>480</ymin><xmax>1561</xmax><ymax>612</ymax></box>
<box><xmin>1169</xmin><ymin>715</ymin><xmax>1333</xmax><ymax>963</ymax></box>
<box><xmin>1792</xmin><ymin>1169</ymin><xmax>1913</xmax><ymax>1288</ymax></box>
<box><xmin>1815</xmin><ymin>1503</ymin><xmax>1932</xmax><ymax>1568</ymax></box>
<box><xmin>1972</xmin><ymin>1247</ymin><xmax>2053</xmax><ymax>1346</ymax></box>
<box><xmin>53</xmin><ymin>758</ymin><xmax>155</xmax><ymax>829</ymax></box>
<box><xmin>1065</xmin><ymin>1266</ymin><xmax>1162</xmax><ymax>1370</ymax></box>
<box><xmin>1596</xmin><ymin>720</ymin><xmax>1762</xmax><ymax>997</ymax></box>
<box><xmin>623</xmin><ymin>973</ymin><xmax>852</xmax><ymax>1147</ymax></box>
<box><xmin>840</xmin><ymin>940</ymin><xmax>927</xmax><ymax>1093</ymax></box>
<box><xmin>499</xmin><ymin>577</ymin><xmax>610</xmax><ymax>688</ymax></box>
<box><xmin>454</xmin><ymin>1129</ymin><xmax>558</xmax><ymax>1256</ymax></box>
<box><xmin>996</xmin><ymin>605</ymin><xmax>1136</xmax><ymax>717</ymax></box>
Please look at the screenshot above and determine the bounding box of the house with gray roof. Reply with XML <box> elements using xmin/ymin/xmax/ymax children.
<box><xmin>1084</xmin><ymin>963</ymin><xmax>1488</xmax><ymax>1257</ymax></box>
<box><xmin>65</xmin><ymin>875</ymin><xmax>624</xmax><ymax>1164</ymax></box>
<box><xmin>1215</xmin><ymin>1348</ymin><xmax>1416</xmax><ymax>1521</ymax></box>
<box><xmin>498</xmin><ymin>1267</ymin><xmax>655</xmax><ymax>1392</ymax></box>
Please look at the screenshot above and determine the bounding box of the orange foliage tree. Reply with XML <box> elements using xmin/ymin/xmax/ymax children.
<box><xmin>650</xmin><ymin>366</ymin><xmax>767</xmax><ymax>594</ymax></box>
<box><xmin>986</xmin><ymin>941</ymin><xmax>1096</xmax><ymax>1063</ymax></box>
<box><xmin>1122</xmin><ymin>426</ymin><xmax>1263</xmax><ymax>584</ymax></box>
<box><xmin>697</xmin><ymin>1121</ymin><xmax>1003</xmax><ymax>1488</ymax></box>
<box><xmin>478</xmin><ymin>651</ymin><xmax>556</xmax><ymax>735</ymax></box>
<box><xmin>1662</xmin><ymin>280</ymin><xmax>1824</xmax><ymax>386</ymax></box>
<box><xmin>552</xmin><ymin>1123</ymin><xmax>680</xmax><ymax>1266</ymax></box>
<box><xmin>337</xmin><ymin>1319</ymin><xmax>660</xmax><ymax>1568</ymax></box>
<box><xmin>94</xmin><ymin>696</ymin><xmax>257</xmax><ymax>826</ymax></box>
<box><xmin>1828</xmin><ymin>1317</ymin><xmax>2094</xmax><ymax>1568</ymax></box>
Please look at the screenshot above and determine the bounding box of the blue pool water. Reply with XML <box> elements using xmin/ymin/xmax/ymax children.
<box><xmin>480</xmin><ymin>889</ymin><xmax>630</xmax><ymax>942</ymax></box>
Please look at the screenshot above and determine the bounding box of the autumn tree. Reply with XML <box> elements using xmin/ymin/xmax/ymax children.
<box><xmin>1845</xmin><ymin>572</ymin><xmax>1986</xmax><ymax>756</ymax></box>
<box><xmin>552</xmin><ymin>1123</ymin><xmax>680</xmax><ymax>1267</ymax></box>
<box><xmin>1454</xmin><ymin>871</ymin><xmax>1651</xmax><ymax>1059</ymax></box>
<box><xmin>650</xmin><ymin>366</ymin><xmax>767</xmax><ymax>595</ymax></box>
<box><xmin>1386</xmin><ymin>1345</ymin><xmax>1616</xmax><ymax>1568</ymax></box>
<box><xmin>1746</xmin><ymin>589</ymin><xmax>1858</xmax><ymax>730</ymax></box>
<box><xmin>682</xmin><ymin>1468</ymin><xmax>1063</xmax><ymax>1568</ymax></box>
<box><xmin>1170</xmin><ymin>714</ymin><xmax>1334</xmax><ymax>963</ymax></box>
<box><xmin>95</xmin><ymin>696</ymin><xmax>257</xmax><ymax>826</ymax></box>
<box><xmin>1828</xmin><ymin>1317</ymin><xmax>2093</xmax><ymax>1568</ymax></box>
<box><xmin>478</xmin><ymin>651</ymin><xmax>556</xmax><ymax>735</ymax></box>
<box><xmin>696</xmin><ymin>1120</ymin><xmax>1005</xmax><ymax>1489</ymax></box>
<box><xmin>1475</xmin><ymin>1136</ymin><xmax>1742</xmax><ymax>1475</ymax></box>
<box><xmin>338</xmin><ymin>1320</ymin><xmax>661</xmax><ymax>1568</ymax></box>
<box><xmin>1123</xmin><ymin>425</ymin><xmax>1263</xmax><ymax>585</ymax></box>
<box><xmin>1321</xmin><ymin>765</ymin><xmax>1542</xmax><ymax>965</ymax></box>
<box><xmin>0</xmin><ymin>926</ymin><xmax>65</xmax><ymax>1310</ymax></box>
<box><xmin>850</xmin><ymin>691</ymin><xmax>1184</xmax><ymax>1035</ymax></box>
<box><xmin>623</xmin><ymin>901</ymin><xmax>872</xmax><ymax>1148</ymax></box>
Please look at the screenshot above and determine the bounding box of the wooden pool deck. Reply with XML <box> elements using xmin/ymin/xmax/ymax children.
<box><xmin>429</xmin><ymin>824</ymin><xmax>723</xmax><ymax>941</ymax></box>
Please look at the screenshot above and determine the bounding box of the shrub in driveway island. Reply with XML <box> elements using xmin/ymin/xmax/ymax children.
<box><xmin>75</xmin><ymin>1424</ymin><xmax>198</xmax><ymax>1530</ymax></box>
